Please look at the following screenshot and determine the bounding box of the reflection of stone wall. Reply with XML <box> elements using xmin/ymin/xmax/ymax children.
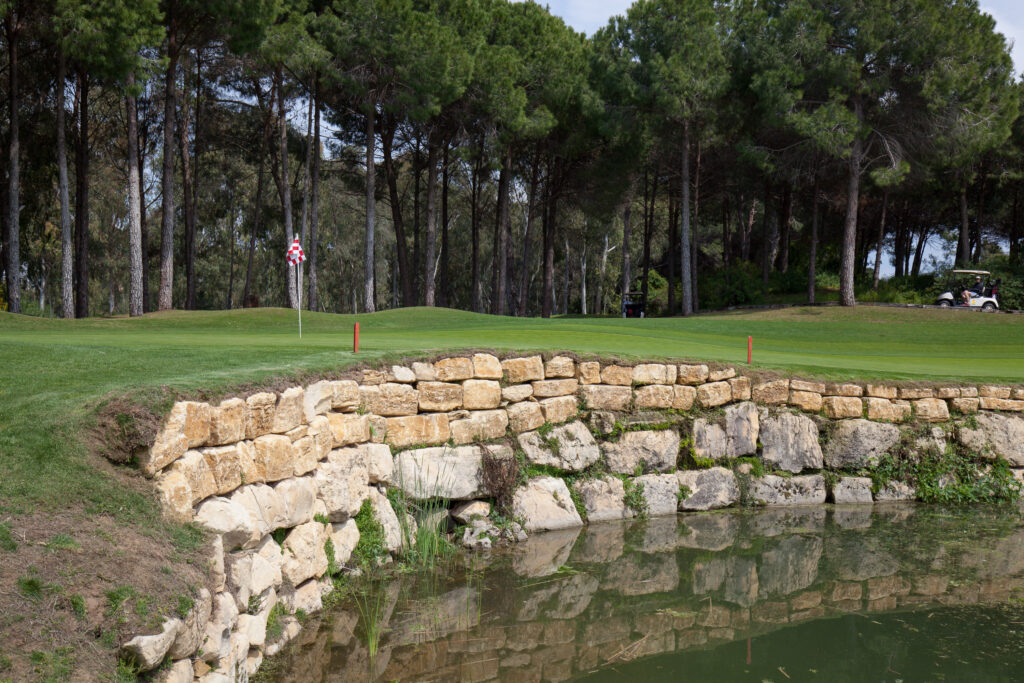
<box><xmin>273</xmin><ymin>508</ymin><xmax>1024</xmax><ymax>683</ymax></box>
<box><xmin>125</xmin><ymin>355</ymin><xmax>1024</xmax><ymax>679</ymax></box>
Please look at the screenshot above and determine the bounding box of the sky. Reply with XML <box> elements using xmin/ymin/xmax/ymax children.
<box><xmin>541</xmin><ymin>0</ymin><xmax>1023</xmax><ymax>76</ymax></box>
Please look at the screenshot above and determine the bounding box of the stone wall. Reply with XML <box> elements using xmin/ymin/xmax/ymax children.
<box><xmin>125</xmin><ymin>354</ymin><xmax>1024</xmax><ymax>680</ymax></box>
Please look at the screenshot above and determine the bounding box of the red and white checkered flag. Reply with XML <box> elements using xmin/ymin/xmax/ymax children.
<box><xmin>286</xmin><ymin>238</ymin><xmax>305</xmax><ymax>265</ymax></box>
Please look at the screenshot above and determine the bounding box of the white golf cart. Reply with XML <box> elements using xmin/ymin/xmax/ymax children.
<box><xmin>935</xmin><ymin>269</ymin><xmax>1000</xmax><ymax>310</ymax></box>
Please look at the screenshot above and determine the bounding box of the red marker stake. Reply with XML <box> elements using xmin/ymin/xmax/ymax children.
<box><xmin>354</xmin><ymin>322</ymin><xmax>360</xmax><ymax>354</ymax></box>
<box><xmin>747</xmin><ymin>336</ymin><xmax>752</xmax><ymax>364</ymax></box>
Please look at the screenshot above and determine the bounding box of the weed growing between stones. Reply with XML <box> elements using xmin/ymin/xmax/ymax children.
<box><xmin>265</xmin><ymin>603</ymin><xmax>285</xmax><ymax>640</ymax></box>
<box><xmin>871</xmin><ymin>442</ymin><xmax>1021</xmax><ymax>505</ymax></box>
<box><xmin>481</xmin><ymin>447</ymin><xmax>521</xmax><ymax>517</ymax></box>
<box><xmin>733</xmin><ymin>456</ymin><xmax>765</xmax><ymax>478</ymax></box>
<box><xmin>622</xmin><ymin>478</ymin><xmax>648</xmax><ymax>519</ymax></box>
<box><xmin>677</xmin><ymin>485</ymin><xmax>692</xmax><ymax>504</ymax></box>
<box><xmin>352</xmin><ymin>578</ymin><xmax>390</xmax><ymax>666</ymax></box>
<box><xmin>352</xmin><ymin>500</ymin><xmax>388</xmax><ymax>568</ymax></box>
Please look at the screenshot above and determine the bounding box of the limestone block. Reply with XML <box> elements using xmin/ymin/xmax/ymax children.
<box><xmin>760</xmin><ymin>412</ymin><xmax>822</xmax><ymax>473</ymax></box>
<box><xmin>121</xmin><ymin>618</ymin><xmax>183</xmax><ymax>672</ymax></box>
<box><xmin>791</xmin><ymin>380</ymin><xmax>826</xmax><ymax>393</ymax></box>
<box><xmin>362</xmin><ymin>369</ymin><xmax>386</xmax><ymax>385</ymax></box>
<box><xmin>412</xmin><ymin>362</ymin><xmax>436</xmax><ymax>381</ymax></box>
<box><xmin>1014</xmin><ymin>388</ymin><xmax>1024</xmax><ymax>400</ymax></box>
<box><xmin>892</xmin><ymin>400</ymin><xmax>913</xmax><ymax>421</ymax></box>
<box><xmin>156</xmin><ymin>470</ymin><xmax>193</xmax><ymax>522</ymax></box>
<box><xmin>677</xmin><ymin>364</ymin><xmax>710</xmax><ymax>385</ymax></box>
<box><xmin>579</xmin><ymin>384</ymin><xmax>632</xmax><ymax>411</ymax></box>
<box><xmin>451</xmin><ymin>500</ymin><xmax>491</xmax><ymax>524</ymax></box>
<box><xmin>827</xmin><ymin>383</ymin><xmax>863</xmax><ymax>397</ymax></box>
<box><xmin>381</xmin><ymin>367</ymin><xmax>413</xmax><ymax>385</ymax></box>
<box><xmin>512</xmin><ymin>477</ymin><xmax>583</xmax><ymax>532</ymax></box>
<box><xmin>502</xmin><ymin>384</ymin><xmax>533</xmax><ymax>403</ymax></box>
<box><xmin>273</xmin><ymin>476</ymin><xmax>318</xmax><ymax>528</ymax></box>
<box><xmin>327</xmin><ymin>413</ymin><xmax>371</xmax><ymax>447</ymax></box>
<box><xmin>364</xmin><ymin>443</ymin><xmax>393</xmax><ymax>485</ymax></box>
<box><xmin>199</xmin><ymin>443</ymin><xmax>248</xmax><ymax>495</ymax></box>
<box><xmin>832</xmin><ymin>477</ymin><xmax>873</xmax><ymax>504</ymax></box>
<box><xmin>936</xmin><ymin>387</ymin><xmax>961</xmax><ymax>399</ymax></box>
<box><xmin>278</xmin><ymin>579</ymin><xmax>324</xmax><ymax>615</ymax></box>
<box><xmin>143</xmin><ymin>427</ymin><xmax>188</xmax><ymax>477</ymax></box>
<box><xmin>541</xmin><ymin>396</ymin><xmax>578</xmax><ymax>424</ymax></box>
<box><xmin>898</xmin><ymin>386</ymin><xmax>934</xmax><ymax>400</ymax></box>
<box><xmin>634</xmin><ymin>385</ymin><xmax>674</xmax><ymax>409</ymax></box>
<box><xmin>270</xmin><ymin>387</ymin><xmax>304</xmax><ymax>434</ymax></box>
<box><xmin>315</xmin><ymin>449</ymin><xmax>369</xmax><ymax>521</ymax></box>
<box><xmin>301</xmin><ymin>381</ymin><xmax>334</xmax><ymax>423</ymax></box>
<box><xmin>697</xmin><ymin>382</ymin><xmax>732</xmax><ymax>408</ymax></box>
<box><xmin>200</xmin><ymin>591</ymin><xmax>238</xmax><ymax>665</ymax></box>
<box><xmin>450</xmin><ymin>409</ymin><xmax>508</xmax><ymax>444</ymax></box>
<box><xmin>603</xmin><ymin>430</ymin><xmax>680</xmax><ymax>474</ymax></box>
<box><xmin>979</xmin><ymin>397</ymin><xmax>1024</xmax><ymax>412</ymax></box>
<box><xmin>281</xmin><ymin>519</ymin><xmax>330</xmax><ymax>586</ymax></box>
<box><xmin>502</xmin><ymin>356</ymin><xmax>545</xmax><ymax>383</ymax></box>
<box><xmin>673</xmin><ymin>385</ymin><xmax>697</xmax><ymax>410</ymax></box>
<box><xmin>230</xmin><ymin>484</ymin><xmax>288</xmax><ymax>536</ymax></box>
<box><xmin>466</xmin><ymin>353</ymin><xmax>501</xmax><ymax>379</ymax></box>
<box><xmin>507</xmin><ymin>401</ymin><xmax>545</xmax><ymax>432</ymax></box>
<box><xmin>823</xmin><ymin>396</ymin><xmax>862</xmax><ymax>419</ymax></box>
<box><xmin>789</xmin><ymin>391</ymin><xmax>822</xmax><ymax>413</ymax></box>
<box><xmin>417</xmin><ymin>382</ymin><xmax>463</xmax><ymax>412</ymax></box>
<box><xmin>251</xmin><ymin>435</ymin><xmax>293</xmax><ymax>483</ymax></box>
<box><xmin>393</xmin><ymin>445</ymin><xmax>489</xmax><ymax>500</ymax></box>
<box><xmin>155</xmin><ymin>660</ymin><xmax>193</xmax><ymax>683</ymax></box>
<box><xmin>874</xmin><ymin>481</ymin><xmax>915</xmax><ymax>501</ymax></box>
<box><xmin>729</xmin><ymin>376</ymin><xmax>752</xmax><ymax>401</ymax></box>
<box><xmin>864</xmin><ymin>397</ymin><xmax>898</xmax><ymax>422</ymax></box>
<box><xmin>168</xmin><ymin>587</ymin><xmax>212</xmax><ymax>659</ymax></box>
<box><xmin>914</xmin><ymin>398</ymin><xmax>950</xmax><ymax>422</ymax></box>
<box><xmin>331</xmin><ymin>380</ymin><xmax>360</xmax><ymax>412</ymax></box>
<box><xmin>573</xmin><ymin>476</ymin><xmax>632</xmax><ymax>522</ymax></box>
<box><xmin>285</xmin><ymin>424</ymin><xmax>308</xmax><ymax>441</ymax></box>
<box><xmin>361</xmin><ymin>382</ymin><xmax>419</xmax><ymax>416</ymax></box>
<box><xmin>368</xmin><ymin>487</ymin><xmax>406</xmax><ymax>552</ymax></box>
<box><xmin>824</xmin><ymin>419</ymin><xmax>900</xmax><ymax>469</ymax></box>
<box><xmin>750</xmin><ymin>475</ymin><xmax>826</xmax><ymax>506</ymax></box>
<box><xmin>435</xmin><ymin>357</ymin><xmax>474</xmax><ymax>381</ymax></box>
<box><xmin>958</xmin><ymin>413</ymin><xmax>1024</xmax><ymax>465</ymax></box>
<box><xmin>979</xmin><ymin>385</ymin><xmax>1012</xmax><ymax>399</ymax></box>
<box><xmin>167</xmin><ymin>449</ymin><xmax>216</xmax><ymax>506</ymax></box>
<box><xmin>244</xmin><ymin>393</ymin><xmax>277</xmax><ymax>440</ymax></box>
<box><xmin>195</xmin><ymin>497</ymin><xmax>261</xmax><ymax>551</ymax></box>
<box><xmin>692</xmin><ymin>420</ymin><xmax>727</xmax><ymax>460</ymax></box>
<box><xmin>634</xmin><ymin>473</ymin><xmax>681</xmax><ymax>517</ymax></box>
<box><xmin>752</xmin><ymin>380</ymin><xmax>789</xmax><ymax>405</ymax></box>
<box><xmin>951</xmin><ymin>397</ymin><xmax>980</xmax><ymax>414</ymax></box>
<box><xmin>577</xmin><ymin>361</ymin><xmax>601</xmax><ymax>384</ymax></box>
<box><xmin>386</xmin><ymin>413</ymin><xmax>450</xmax><ymax>448</ymax></box>
<box><xmin>545</xmin><ymin>356</ymin><xmax>576</xmax><ymax>378</ymax></box>
<box><xmin>209</xmin><ymin>398</ymin><xmax>246</xmax><ymax>446</ymax></box>
<box><xmin>532</xmin><ymin>378</ymin><xmax>579</xmax><ymax>398</ymax></box>
<box><xmin>633</xmin><ymin>364</ymin><xmax>676</xmax><ymax>385</ymax></box>
<box><xmin>677</xmin><ymin>467</ymin><xmax>739</xmax><ymax>511</ymax></box>
<box><xmin>145</xmin><ymin>402</ymin><xmax>212</xmax><ymax>475</ymax></box>
<box><xmin>463</xmin><ymin>380</ymin><xmax>502</xmax><ymax>409</ymax></box>
<box><xmin>307</xmin><ymin>415</ymin><xmax>332</xmax><ymax>462</ymax></box>
<box><xmin>724</xmin><ymin>402</ymin><xmax>758</xmax><ymax>456</ymax></box>
<box><xmin>330</xmin><ymin>519</ymin><xmax>360</xmax><ymax>566</ymax></box>
<box><xmin>709</xmin><ymin>367</ymin><xmax>736</xmax><ymax>382</ymax></box>
<box><xmin>236</xmin><ymin>614</ymin><xmax>266</xmax><ymax>650</ymax></box>
<box><xmin>865</xmin><ymin>384</ymin><xmax>897</xmax><ymax>399</ymax></box>
<box><xmin>599</xmin><ymin>365</ymin><xmax>633</xmax><ymax>386</ymax></box>
<box><xmin>519</xmin><ymin>421</ymin><xmax>601</xmax><ymax>472</ymax></box>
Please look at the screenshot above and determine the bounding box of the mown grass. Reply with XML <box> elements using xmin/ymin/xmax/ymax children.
<box><xmin>1</xmin><ymin>304</ymin><xmax>1023</xmax><ymax>515</ymax></box>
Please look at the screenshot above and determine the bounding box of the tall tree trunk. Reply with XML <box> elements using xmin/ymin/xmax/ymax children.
<box><xmin>423</xmin><ymin>133</ymin><xmax>439</xmax><ymax>307</ymax></box>
<box><xmin>470</xmin><ymin>136</ymin><xmax>483</xmax><ymax>312</ymax></box>
<box><xmin>956</xmin><ymin>185</ymin><xmax>970</xmax><ymax>267</ymax></box>
<box><xmin>679</xmin><ymin>122</ymin><xmax>693</xmax><ymax>317</ymax></box>
<box><xmin>777</xmin><ymin>183</ymin><xmax>792</xmax><ymax>273</ymax></box>
<box><xmin>381</xmin><ymin>114</ymin><xmax>411</xmax><ymax>306</ymax></box>
<box><xmin>226</xmin><ymin>199</ymin><xmax>235</xmax><ymax>309</ymax></box>
<box><xmin>911</xmin><ymin>225</ymin><xmax>929</xmax><ymax>277</ymax></box>
<box><xmin>275</xmin><ymin>66</ymin><xmax>297</xmax><ymax>309</ymax></box>
<box><xmin>840</xmin><ymin>100</ymin><xmax>863</xmax><ymax>307</ymax></box>
<box><xmin>301</xmin><ymin>84</ymin><xmax>313</xmax><ymax>249</ymax></box>
<box><xmin>127</xmin><ymin>73</ymin><xmax>143</xmax><ymax>317</ymax></box>
<box><xmin>308</xmin><ymin>81</ymin><xmax>321</xmax><ymax>310</ymax></box>
<box><xmin>742</xmin><ymin>198</ymin><xmax>755</xmax><ymax>262</ymax></box>
<box><xmin>179</xmin><ymin>49</ymin><xmax>196</xmax><ymax>310</ymax></box>
<box><xmin>973</xmin><ymin>169</ymin><xmax>986</xmax><ymax>263</ymax></box>
<box><xmin>808</xmin><ymin>178</ymin><xmax>819</xmax><ymax>304</ymax></box>
<box><xmin>139</xmin><ymin>97</ymin><xmax>150</xmax><ymax>312</ymax></box>
<box><xmin>57</xmin><ymin>48</ymin><xmax>73</xmax><ymax>318</ymax></box>
<box><xmin>561</xmin><ymin>238</ymin><xmax>570</xmax><ymax>315</ymax></box>
<box><xmin>542</xmin><ymin>163</ymin><xmax>556</xmax><ymax>318</ymax></box>
<box><xmin>597</xmin><ymin>233</ymin><xmax>611</xmax><ymax>315</ymax></box>
<box><xmin>364</xmin><ymin>106</ymin><xmax>376</xmax><ymax>313</ymax></box>
<box><xmin>5</xmin><ymin>10</ymin><xmax>20</xmax><ymax>313</ymax></box>
<box><xmin>760</xmin><ymin>181</ymin><xmax>772</xmax><ymax>293</ymax></box>
<box><xmin>243</xmin><ymin>101</ymin><xmax>272</xmax><ymax>306</ymax></box>
<box><xmin>580</xmin><ymin>242</ymin><xmax>587</xmax><ymax>315</ymax></box>
<box><xmin>74</xmin><ymin>68</ymin><xmax>90</xmax><ymax>318</ymax></box>
<box><xmin>413</xmin><ymin>136</ymin><xmax>421</xmax><ymax>301</ymax></box>
<box><xmin>441</xmin><ymin>145</ymin><xmax>452</xmax><ymax>307</ymax></box>
<box><xmin>158</xmin><ymin>20</ymin><xmax>177</xmax><ymax>311</ymax></box>
<box><xmin>621</xmin><ymin>178</ymin><xmax>635</xmax><ymax>316</ymax></box>
<box><xmin>1010</xmin><ymin>187</ymin><xmax>1020</xmax><ymax>263</ymax></box>
<box><xmin>667</xmin><ymin>179</ymin><xmax>677</xmax><ymax>315</ymax></box>
<box><xmin>491</xmin><ymin>149</ymin><xmax>511</xmax><ymax>315</ymax></box>
<box><xmin>640</xmin><ymin>167</ymin><xmax>657</xmax><ymax>313</ymax></box>
<box><xmin>518</xmin><ymin>146</ymin><xmax>540</xmax><ymax>317</ymax></box>
<box><xmin>872</xmin><ymin>190</ymin><xmax>888</xmax><ymax>290</ymax></box>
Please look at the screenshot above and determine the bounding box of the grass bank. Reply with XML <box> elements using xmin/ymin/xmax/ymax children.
<box><xmin>0</xmin><ymin>305</ymin><xmax>1022</xmax><ymax>678</ymax></box>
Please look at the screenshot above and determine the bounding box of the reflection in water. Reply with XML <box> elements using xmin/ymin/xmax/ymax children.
<box><xmin>269</xmin><ymin>505</ymin><xmax>1024</xmax><ymax>681</ymax></box>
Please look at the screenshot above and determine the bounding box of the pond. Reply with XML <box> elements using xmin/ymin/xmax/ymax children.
<box><xmin>265</xmin><ymin>505</ymin><xmax>1024</xmax><ymax>682</ymax></box>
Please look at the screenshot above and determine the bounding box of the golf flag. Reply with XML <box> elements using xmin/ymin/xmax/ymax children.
<box><xmin>286</xmin><ymin>238</ymin><xmax>305</xmax><ymax>265</ymax></box>
<box><xmin>286</xmin><ymin>238</ymin><xmax>305</xmax><ymax>338</ymax></box>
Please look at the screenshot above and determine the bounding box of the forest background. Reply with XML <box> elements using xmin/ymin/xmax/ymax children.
<box><xmin>2</xmin><ymin>0</ymin><xmax>1024</xmax><ymax>320</ymax></box>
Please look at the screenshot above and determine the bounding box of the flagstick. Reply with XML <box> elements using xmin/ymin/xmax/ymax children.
<box><xmin>296</xmin><ymin>263</ymin><xmax>302</xmax><ymax>339</ymax></box>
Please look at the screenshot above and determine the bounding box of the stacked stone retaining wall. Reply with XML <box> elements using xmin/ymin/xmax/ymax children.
<box><xmin>125</xmin><ymin>354</ymin><xmax>1024</xmax><ymax>680</ymax></box>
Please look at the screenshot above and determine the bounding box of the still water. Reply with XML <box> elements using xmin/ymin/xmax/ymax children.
<box><xmin>269</xmin><ymin>505</ymin><xmax>1024</xmax><ymax>682</ymax></box>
